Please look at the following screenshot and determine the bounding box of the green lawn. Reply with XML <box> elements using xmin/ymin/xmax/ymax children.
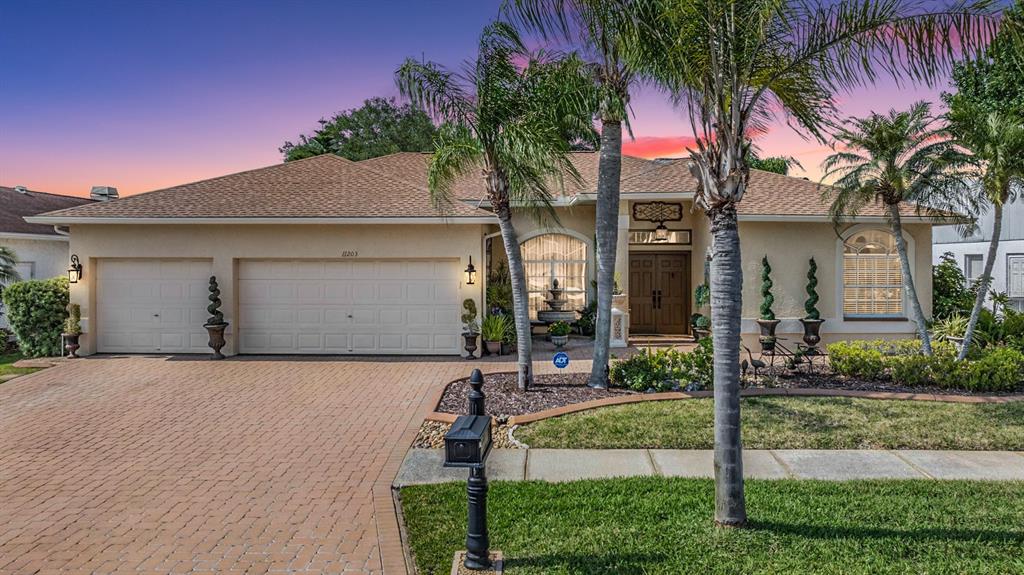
<box><xmin>515</xmin><ymin>397</ymin><xmax>1024</xmax><ymax>450</ymax></box>
<box><xmin>401</xmin><ymin>478</ymin><xmax>1024</xmax><ymax>575</ymax></box>
<box><xmin>0</xmin><ymin>352</ymin><xmax>38</xmax><ymax>380</ymax></box>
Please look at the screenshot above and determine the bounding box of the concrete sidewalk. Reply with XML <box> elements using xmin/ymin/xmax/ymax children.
<box><xmin>395</xmin><ymin>449</ymin><xmax>1024</xmax><ymax>486</ymax></box>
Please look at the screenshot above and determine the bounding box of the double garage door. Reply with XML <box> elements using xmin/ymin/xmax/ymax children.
<box><xmin>96</xmin><ymin>258</ymin><xmax>462</xmax><ymax>355</ymax></box>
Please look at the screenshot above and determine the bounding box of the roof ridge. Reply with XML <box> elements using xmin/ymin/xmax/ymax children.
<box><xmin>0</xmin><ymin>186</ymin><xmax>95</xmax><ymax>201</ymax></box>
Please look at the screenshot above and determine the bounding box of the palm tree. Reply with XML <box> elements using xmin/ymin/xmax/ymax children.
<box><xmin>946</xmin><ymin>105</ymin><xmax>1024</xmax><ymax>359</ymax></box>
<box><xmin>823</xmin><ymin>102</ymin><xmax>971</xmax><ymax>356</ymax></box>
<box><xmin>396</xmin><ymin>23</ymin><xmax>597</xmax><ymax>391</ymax></box>
<box><xmin>631</xmin><ymin>0</ymin><xmax>996</xmax><ymax>527</ymax></box>
<box><xmin>0</xmin><ymin>247</ymin><xmax>20</xmax><ymax>284</ymax></box>
<box><xmin>505</xmin><ymin>0</ymin><xmax>638</xmax><ymax>389</ymax></box>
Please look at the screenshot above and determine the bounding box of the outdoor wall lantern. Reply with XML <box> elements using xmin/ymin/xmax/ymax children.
<box><xmin>67</xmin><ymin>255</ymin><xmax>83</xmax><ymax>284</ymax></box>
<box><xmin>443</xmin><ymin>369</ymin><xmax>494</xmax><ymax>570</ymax></box>
<box><xmin>464</xmin><ymin>255</ymin><xmax>477</xmax><ymax>285</ymax></box>
<box><xmin>654</xmin><ymin>222</ymin><xmax>670</xmax><ymax>242</ymax></box>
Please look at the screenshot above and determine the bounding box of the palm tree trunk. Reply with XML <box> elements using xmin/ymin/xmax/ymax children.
<box><xmin>495</xmin><ymin>205</ymin><xmax>534</xmax><ymax>391</ymax></box>
<box><xmin>958</xmin><ymin>202</ymin><xmax>1003</xmax><ymax>360</ymax></box>
<box><xmin>887</xmin><ymin>204</ymin><xmax>932</xmax><ymax>355</ymax></box>
<box><xmin>588</xmin><ymin>119</ymin><xmax>623</xmax><ymax>389</ymax></box>
<box><xmin>709</xmin><ymin>204</ymin><xmax>746</xmax><ymax>527</ymax></box>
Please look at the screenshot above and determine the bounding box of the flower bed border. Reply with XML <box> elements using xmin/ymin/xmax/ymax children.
<box><xmin>423</xmin><ymin>372</ymin><xmax>1024</xmax><ymax>426</ymax></box>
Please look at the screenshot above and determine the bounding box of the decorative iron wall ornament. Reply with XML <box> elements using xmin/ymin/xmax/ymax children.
<box><xmin>632</xmin><ymin>201</ymin><xmax>684</xmax><ymax>223</ymax></box>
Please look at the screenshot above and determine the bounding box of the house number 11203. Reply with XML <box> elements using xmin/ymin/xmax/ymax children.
<box><xmin>341</xmin><ymin>250</ymin><xmax>358</xmax><ymax>257</ymax></box>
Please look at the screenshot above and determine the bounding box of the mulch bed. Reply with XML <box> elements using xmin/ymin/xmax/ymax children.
<box><xmin>745</xmin><ymin>368</ymin><xmax>1024</xmax><ymax>396</ymax></box>
<box><xmin>436</xmin><ymin>371</ymin><xmax>636</xmax><ymax>418</ymax></box>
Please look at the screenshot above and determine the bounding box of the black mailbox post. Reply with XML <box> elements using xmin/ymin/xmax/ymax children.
<box><xmin>443</xmin><ymin>369</ymin><xmax>493</xmax><ymax>570</ymax></box>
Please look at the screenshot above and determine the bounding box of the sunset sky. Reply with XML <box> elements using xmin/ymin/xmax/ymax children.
<box><xmin>2</xmin><ymin>0</ymin><xmax>949</xmax><ymax>198</ymax></box>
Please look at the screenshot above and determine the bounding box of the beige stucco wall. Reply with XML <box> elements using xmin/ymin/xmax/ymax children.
<box><xmin>737</xmin><ymin>221</ymin><xmax>933</xmax><ymax>349</ymax></box>
<box><xmin>0</xmin><ymin>236</ymin><xmax>71</xmax><ymax>281</ymax></box>
<box><xmin>67</xmin><ymin>223</ymin><xmax>487</xmax><ymax>356</ymax></box>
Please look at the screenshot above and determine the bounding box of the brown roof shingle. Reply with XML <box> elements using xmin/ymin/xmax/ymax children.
<box><xmin>40</xmin><ymin>155</ymin><xmax>489</xmax><ymax>220</ymax></box>
<box><xmin>0</xmin><ymin>187</ymin><xmax>93</xmax><ymax>235</ymax></box>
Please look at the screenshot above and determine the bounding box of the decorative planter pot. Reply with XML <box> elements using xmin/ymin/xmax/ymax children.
<box><xmin>462</xmin><ymin>332</ymin><xmax>479</xmax><ymax>359</ymax></box>
<box><xmin>485</xmin><ymin>340</ymin><xmax>502</xmax><ymax>355</ymax></box>
<box><xmin>204</xmin><ymin>322</ymin><xmax>229</xmax><ymax>360</ymax></box>
<box><xmin>550</xmin><ymin>334</ymin><xmax>569</xmax><ymax>348</ymax></box>
<box><xmin>693</xmin><ymin>328</ymin><xmax>711</xmax><ymax>342</ymax></box>
<box><xmin>62</xmin><ymin>333</ymin><xmax>80</xmax><ymax>358</ymax></box>
<box><xmin>757</xmin><ymin>319</ymin><xmax>780</xmax><ymax>352</ymax></box>
<box><xmin>799</xmin><ymin>318</ymin><xmax>825</xmax><ymax>348</ymax></box>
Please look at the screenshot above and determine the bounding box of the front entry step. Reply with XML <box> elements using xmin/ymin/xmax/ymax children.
<box><xmin>631</xmin><ymin>335</ymin><xmax>696</xmax><ymax>347</ymax></box>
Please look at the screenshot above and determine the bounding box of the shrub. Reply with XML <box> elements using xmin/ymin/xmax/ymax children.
<box><xmin>480</xmin><ymin>314</ymin><xmax>511</xmax><ymax>342</ymax></box>
<box><xmin>548</xmin><ymin>321</ymin><xmax>572</xmax><ymax>337</ymax></box>
<box><xmin>610</xmin><ymin>341</ymin><xmax>714</xmax><ymax>392</ymax></box>
<box><xmin>63</xmin><ymin>303</ymin><xmax>82</xmax><ymax>335</ymax></box>
<box><xmin>1</xmin><ymin>276</ymin><xmax>69</xmax><ymax>357</ymax></box>
<box><xmin>827</xmin><ymin>341</ymin><xmax>885</xmax><ymax>379</ymax></box>
<box><xmin>933</xmin><ymin>252</ymin><xmax>974</xmax><ymax>319</ymax></box>
<box><xmin>575</xmin><ymin>302</ymin><xmax>596</xmax><ymax>335</ymax></box>
<box><xmin>960</xmin><ymin>347</ymin><xmax>1024</xmax><ymax>392</ymax></box>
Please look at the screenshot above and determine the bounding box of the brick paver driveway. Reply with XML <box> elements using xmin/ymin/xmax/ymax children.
<box><xmin>0</xmin><ymin>355</ymin><xmax>578</xmax><ymax>574</ymax></box>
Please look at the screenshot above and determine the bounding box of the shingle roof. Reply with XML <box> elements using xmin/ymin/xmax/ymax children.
<box><xmin>38</xmin><ymin>151</ymin><xmax>952</xmax><ymax>222</ymax></box>
<box><xmin>0</xmin><ymin>187</ymin><xmax>93</xmax><ymax>235</ymax></box>
<box><xmin>39</xmin><ymin>155</ymin><xmax>490</xmax><ymax>220</ymax></box>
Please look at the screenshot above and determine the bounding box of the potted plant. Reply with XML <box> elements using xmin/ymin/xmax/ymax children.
<box><xmin>461</xmin><ymin>298</ymin><xmax>480</xmax><ymax>359</ymax></box>
<box><xmin>501</xmin><ymin>317</ymin><xmax>518</xmax><ymax>355</ymax></box>
<box><xmin>756</xmin><ymin>256</ymin><xmax>780</xmax><ymax>352</ymax></box>
<box><xmin>62</xmin><ymin>303</ymin><xmax>82</xmax><ymax>358</ymax></box>
<box><xmin>691</xmin><ymin>283</ymin><xmax>711</xmax><ymax>341</ymax></box>
<box><xmin>481</xmin><ymin>314</ymin><xmax>509</xmax><ymax>356</ymax></box>
<box><xmin>548</xmin><ymin>320</ymin><xmax>572</xmax><ymax>348</ymax></box>
<box><xmin>800</xmin><ymin>257</ymin><xmax>825</xmax><ymax>348</ymax></box>
<box><xmin>204</xmin><ymin>276</ymin><xmax>229</xmax><ymax>360</ymax></box>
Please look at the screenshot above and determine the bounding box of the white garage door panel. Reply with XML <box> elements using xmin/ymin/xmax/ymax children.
<box><xmin>239</xmin><ymin>259</ymin><xmax>461</xmax><ymax>355</ymax></box>
<box><xmin>97</xmin><ymin>259</ymin><xmax>212</xmax><ymax>353</ymax></box>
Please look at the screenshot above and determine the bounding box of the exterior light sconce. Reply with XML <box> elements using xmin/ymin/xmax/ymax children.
<box><xmin>654</xmin><ymin>222</ymin><xmax>670</xmax><ymax>242</ymax></box>
<box><xmin>464</xmin><ymin>256</ymin><xmax>477</xmax><ymax>285</ymax></box>
<box><xmin>68</xmin><ymin>255</ymin><xmax>83</xmax><ymax>284</ymax></box>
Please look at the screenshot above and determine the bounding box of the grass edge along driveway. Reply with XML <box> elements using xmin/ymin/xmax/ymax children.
<box><xmin>401</xmin><ymin>478</ymin><xmax>1024</xmax><ymax>575</ymax></box>
<box><xmin>514</xmin><ymin>396</ymin><xmax>1024</xmax><ymax>450</ymax></box>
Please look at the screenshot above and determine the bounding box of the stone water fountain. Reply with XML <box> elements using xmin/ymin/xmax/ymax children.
<box><xmin>536</xmin><ymin>278</ymin><xmax>578</xmax><ymax>324</ymax></box>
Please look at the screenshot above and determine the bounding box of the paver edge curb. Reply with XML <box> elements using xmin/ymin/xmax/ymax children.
<box><xmin>422</xmin><ymin>388</ymin><xmax>1024</xmax><ymax>426</ymax></box>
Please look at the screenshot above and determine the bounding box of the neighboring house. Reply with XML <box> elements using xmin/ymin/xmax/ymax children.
<box><xmin>933</xmin><ymin>199</ymin><xmax>1024</xmax><ymax>312</ymax></box>
<box><xmin>0</xmin><ymin>186</ymin><xmax>95</xmax><ymax>329</ymax></box>
<box><xmin>27</xmin><ymin>153</ymin><xmax>952</xmax><ymax>357</ymax></box>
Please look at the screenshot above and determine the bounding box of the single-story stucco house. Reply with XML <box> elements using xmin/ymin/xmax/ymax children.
<box><xmin>26</xmin><ymin>152</ymin><xmax>949</xmax><ymax>357</ymax></box>
<box><xmin>1</xmin><ymin>185</ymin><xmax>95</xmax><ymax>329</ymax></box>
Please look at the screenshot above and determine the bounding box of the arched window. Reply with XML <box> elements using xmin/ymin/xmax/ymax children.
<box><xmin>521</xmin><ymin>234</ymin><xmax>587</xmax><ymax>319</ymax></box>
<box><xmin>842</xmin><ymin>229</ymin><xmax>904</xmax><ymax>318</ymax></box>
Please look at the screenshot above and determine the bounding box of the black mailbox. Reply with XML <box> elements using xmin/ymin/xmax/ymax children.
<box><xmin>443</xmin><ymin>414</ymin><xmax>492</xmax><ymax>468</ymax></box>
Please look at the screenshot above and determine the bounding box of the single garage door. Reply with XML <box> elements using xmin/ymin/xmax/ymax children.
<box><xmin>97</xmin><ymin>259</ymin><xmax>212</xmax><ymax>353</ymax></box>
<box><xmin>238</xmin><ymin>259</ymin><xmax>461</xmax><ymax>355</ymax></box>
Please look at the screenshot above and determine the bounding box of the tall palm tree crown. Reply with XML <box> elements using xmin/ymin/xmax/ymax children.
<box><xmin>396</xmin><ymin>22</ymin><xmax>598</xmax><ymax>390</ymax></box>
<box><xmin>822</xmin><ymin>101</ymin><xmax>972</xmax><ymax>355</ymax></box>
<box><xmin>629</xmin><ymin>0</ymin><xmax>998</xmax><ymax>527</ymax></box>
<box><xmin>0</xmin><ymin>247</ymin><xmax>20</xmax><ymax>285</ymax></box>
<box><xmin>505</xmin><ymin>0</ymin><xmax>641</xmax><ymax>388</ymax></box>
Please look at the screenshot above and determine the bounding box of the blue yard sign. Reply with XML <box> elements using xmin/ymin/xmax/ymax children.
<box><xmin>553</xmin><ymin>351</ymin><xmax>570</xmax><ymax>369</ymax></box>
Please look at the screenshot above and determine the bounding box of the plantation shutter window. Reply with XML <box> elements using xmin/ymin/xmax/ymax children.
<box><xmin>842</xmin><ymin>230</ymin><xmax>904</xmax><ymax>318</ymax></box>
<box><xmin>521</xmin><ymin>234</ymin><xmax>587</xmax><ymax>319</ymax></box>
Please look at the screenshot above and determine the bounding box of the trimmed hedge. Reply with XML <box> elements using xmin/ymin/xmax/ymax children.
<box><xmin>827</xmin><ymin>339</ymin><xmax>1024</xmax><ymax>392</ymax></box>
<box><xmin>611</xmin><ymin>338</ymin><xmax>713</xmax><ymax>392</ymax></box>
<box><xmin>1</xmin><ymin>276</ymin><xmax>69</xmax><ymax>357</ymax></box>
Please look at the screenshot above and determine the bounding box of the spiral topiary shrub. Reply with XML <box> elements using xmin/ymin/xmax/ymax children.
<box><xmin>1</xmin><ymin>276</ymin><xmax>69</xmax><ymax>357</ymax></box>
<box><xmin>759</xmin><ymin>255</ymin><xmax>775</xmax><ymax>321</ymax></box>
<box><xmin>805</xmin><ymin>257</ymin><xmax>820</xmax><ymax>320</ymax></box>
<box><xmin>206</xmin><ymin>276</ymin><xmax>226</xmax><ymax>325</ymax></box>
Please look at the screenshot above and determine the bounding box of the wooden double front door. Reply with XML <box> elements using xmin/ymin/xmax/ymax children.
<box><xmin>628</xmin><ymin>252</ymin><xmax>691</xmax><ymax>334</ymax></box>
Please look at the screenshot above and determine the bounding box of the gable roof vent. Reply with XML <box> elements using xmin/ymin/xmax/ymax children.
<box><xmin>90</xmin><ymin>186</ymin><xmax>119</xmax><ymax>201</ymax></box>
<box><xmin>13</xmin><ymin>185</ymin><xmax>29</xmax><ymax>194</ymax></box>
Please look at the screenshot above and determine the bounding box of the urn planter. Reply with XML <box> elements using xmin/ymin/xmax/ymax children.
<box><xmin>693</xmin><ymin>328</ymin><xmax>711</xmax><ymax>342</ymax></box>
<box><xmin>485</xmin><ymin>340</ymin><xmax>502</xmax><ymax>355</ymax></box>
<box><xmin>550</xmin><ymin>334</ymin><xmax>569</xmax><ymax>348</ymax></box>
<box><xmin>462</xmin><ymin>332</ymin><xmax>479</xmax><ymax>359</ymax></box>
<box><xmin>800</xmin><ymin>318</ymin><xmax>825</xmax><ymax>348</ymax></box>
<box><xmin>204</xmin><ymin>322</ymin><xmax>228</xmax><ymax>360</ymax></box>
<box><xmin>62</xmin><ymin>333</ymin><xmax>81</xmax><ymax>358</ymax></box>
<box><xmin>757</xmin><ymin>319</ymin><xmax>781</xmax><ymax>352</ymax></box>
